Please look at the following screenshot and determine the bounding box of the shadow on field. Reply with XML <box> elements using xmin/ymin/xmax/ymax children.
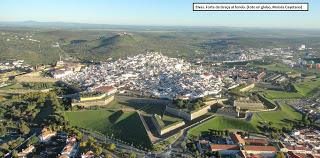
<box><xmin>111</xmin><ymin>112</ymin><xmax>152</xmax><ymax>148</ymax></box>
<box><xmin>116</xmin><ymin>96</ymin><xmax>169</xmax><ymax>114</ymax></box>
<box><xmin>108</xmin><ymin>110</ymin><xmax>124</xmax><ymax>124</ymax></box>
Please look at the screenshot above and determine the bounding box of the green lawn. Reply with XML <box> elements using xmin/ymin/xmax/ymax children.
<box><xmin>262</xmin><ymin>90</ymin><xmax>303</xmax><ymax>99</ymax></box>
<box><xmin>294</xmin><ymin>78</ymin><xmax>320</xmax><ymax>97</ymax></box>
<box><xmin>0</xmin><ymin>82</ymin><xmax>55</xmax><ymax>90</ymax></box>
<box><xmin>64</xmin><ymin>110</ymin><xmax>152</xmax><ymax>148</ymax></box>
<box><xmin>106</xmin><ymin>96</ymin><xmax>168</xmax><ymax>115</ymax></box>
<box><xmin>162</xmin><ymin>113</ymin><xmax>183</xmax><ymax>126</ymax></box>
<box><xmin>188</xmin><ymin>103</ymin><xmax>302</xmax><ymax>137</ymax></box>
<box><xmin>0</xmin><ymin>83</ymin><xmax>24</xmax><ymax>90</ymax></box>
<box><xmin>188</xmin><ymin>116</ymin><xmax>258</xmax><ymax>137</ymax></box>
<box><xmin>250</xmin><ymin>104</ymin><xmax>302</xmax><ymax>130</ymax></box>
<box><xmin>261</xmin><ymin>64</ymin><xmax>298</xmax><ymax>73</ymax></box>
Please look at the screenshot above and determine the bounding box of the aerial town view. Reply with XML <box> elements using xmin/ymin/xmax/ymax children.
<box><xmin>0</xmin><ymin>0</ymin><xmax>320</xmax><ymax>158</ymax></box>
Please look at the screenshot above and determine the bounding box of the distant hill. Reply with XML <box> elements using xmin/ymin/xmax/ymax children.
<box><xmin>0</xmin><ymin>25</ymin><xmax>320</xmax><ymax>65</ymax></box>
<box><xmin>62</xmin><ymin>33</ymin><xmax>145</xmax><ymax>60</ymax></box>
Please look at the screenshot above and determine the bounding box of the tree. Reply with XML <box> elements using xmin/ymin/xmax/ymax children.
<box><xmin>107</xmin><ymin>143</ymin><xmax>116</xmax><ymax>151</ymax></box>
<box><xmin>129</xmin><ymin>152</ymin><xmax>137</xmax><ymax>158</ymax></box>
<box><xmin>181</xmin><ymin>141</ymin><xmax>187</xmax><ymax>151</ymax></box>
<box><xmin>87</xmin><ymin>136</ymin><xmax>96</xmax><ymax>146</ymax></box>
<box><xmin>95</xmin><ymin>146</ymin><xmax>103</xmax><ymax>155</ymax></box>
<box><xmin>176</xmin><ymin>99</ymin><xmax>184</xmax><ymax>108</ymax></box>
<box><xmin>193</xmin><ymin>103</ymin><xmax>200</xmax><ymax>110</ymax></box>
<box><xmin>12</xmin><ymin>150</ymin><xmax>18</xmax><ymax>158</ymax></box>
<box><xmin>105</xmin><ymin>154</ymin><xmax>112</xmax><ymax>158</ymax></box>
<box><xmin>27</xmin><ymin>136</ymin><xmax>39</xmax><ymax>146</ymax></box>
<box><xmin>0</xmin><ymin>125</ymin><xmax>6</xmax><ymax>136</ymax></box>
<box><xmin>276</xmin><ymin>152</ymin><xmax>286</xmax><ymax>158</ymax></box>
<box><xmin>0</xmin><ymin>143</ymin><xmax>9</xmax><ymax>151</ymax></box>
<box><xmin>19</xmin><ymin>122</ymin><xmax>30</xmax><ymax>135</ymax></box>
<box><xmin>302</xmin><ymin>113</ymin><xmax>310</xmax><ymax>126</ymax></box>
<box><xmin>224</xmin><ymin>130</ymin><xmax>229</xmax><ymax>136</ymax></box>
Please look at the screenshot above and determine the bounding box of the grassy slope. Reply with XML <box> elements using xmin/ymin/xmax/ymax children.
<box><xmin>64</xmin><ymin>110</ymin><xmax>152</xmax><ymax>148</ymax></box>
<box><xmin>261</xmin><ymin>64</ymin><xmax>298</xmax><ymax>73</ymax></box>
<box><xmin>188</xmin><ymin>116</ymin><xmax>258</xmax><ymax>137</ymax></box>
<box><xmin>262</xmin><ymin>90</ymin><xmax>303</xmax><ymax>99</ymax></box>
<box><xmin>255</xmin><ymin>78</ymin><xmax>320</xmax><ymax>99</ymax></box>
<box><xmin>188</xmin><ymin>103</ymin><xmax>302</xmax><ymax>137</ymax></box>
<box><xmin>294</xmin><ymin>78</ymin><xmax>320</xmax><ymax>97</ymax></box>
<box><xmin>250</xmin><ymin>104</ymin><xmax>302</xmax><ymax>129</ymax></box>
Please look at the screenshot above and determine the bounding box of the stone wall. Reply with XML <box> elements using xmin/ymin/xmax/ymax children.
<box><xmin>80</xmin><ymin>93</ymin><xmax>107</xmax><ymax>102</ymax></box>
<box><xmin>72</xmin><ymin>95</ymin><xmax>114</xmax><ymax>107</ymax></box>
<box><xmin>239</xmin><ymin>83</ymin><xmax>255</xmax><ymax>92</ymax></box>
<box><xmin>151</xmin><ymin>115</ymin><xmax>185</xmax><ymax>135</ymax></box>
<box><xmin>234</xmin><ymin>100</ymin><xmax>265</xmax><ymax>111</ymax></box>
<box><xmin>165</xmin><ymin>99</ymin><xmax>228</xmax><ymax>121</ymax></box>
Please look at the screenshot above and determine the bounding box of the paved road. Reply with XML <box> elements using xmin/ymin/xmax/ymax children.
<box><xmin>5</xmin><ymin>133</ymin><xmax>37</xmax><ymax>158</ymax></box>
<box><xmin>80</xmin><ymin>129</ymin><xmax>147</xmax><ymax>157</ymax></box>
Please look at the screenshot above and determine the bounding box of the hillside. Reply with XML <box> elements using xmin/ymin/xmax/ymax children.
<box><xmin>1</xmin><ymin>26</ymin><xmax>320</xmax><ymax>65</ymax></box>
<box><xmin>62</xmin><ymin>33</ymin><xmax>144</xmax><ymax>60</ymax></box>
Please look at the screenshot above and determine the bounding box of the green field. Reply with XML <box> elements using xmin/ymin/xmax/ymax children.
<box><xmin>261</xmin><ymin>64</ymin><xmax>298</xmax><ymax>73</ymax></box>
<box><xmin>0</xmin><ymin>82</ymin><xmax>55</xmax><ymax>90</ymax></box>
<box><xmin>294</xmin><ymin>78</ymin><xmax>320</xmax><ymax>97</ymax></box>
<box><xmin>64</xmin><ymin>110</ymin><xmax>152</xmax><ymax>148</ymax></box>
<box><xmin>106</xmin><ymin>96</ymin><xmax>167</xmax><ymax>113</ymax></box>
<box><xmin>188</xmin><ymin>103</ymin><xmax>302</xmax><ymax>137</ymax></box>
<box><xmin>188</xmin><ymin>116</ymin><xmax>258</xmax><ymax>137</ymax></box>
<box><xmin>262</xmin><ymin>90</ymin><xmax>303</xmax><ymax>99</ymax></box>
<box><xmin>153</xmin><ymin>113</ymin><xmax>184</xmax><ymax>130</ymax></box>
<box><xmin>251</xmin><ymin>104</ymin><xmax>302</xmax><ymax>129</ymax></box>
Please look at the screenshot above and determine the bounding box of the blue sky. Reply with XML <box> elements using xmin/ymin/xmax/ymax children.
<box><xmin>0</xmin><ymin>0</ymin><xmax>319</xmax><ymax>28</ymax></box>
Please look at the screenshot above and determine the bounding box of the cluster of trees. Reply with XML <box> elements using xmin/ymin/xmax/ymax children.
<box><xmin>208</xmin><ymin>129</ymin><xmax>230</xmax><ymax>137</ymax></box>
<box><xmin>0</xmin><ymin>90</ymin><xmax>69</xmax><ymax>156</ymax></box>
<box><xmin>186</xmin><ymin>141</ymin><xmax>199</xmax><ymax>156</ymax></box>
<box><xmin>174</xmin><ymin>97</ymin><xmax>209</xmax><ymax>110</ymax></box>
<box><xmin>276</xmin><ymin>152</ymin><xmax>286</xmax><ymax>158</ymax></box>
<box><xmin>118</xmin><ymin>149</ymin><xmax>137</xmax><ymax>158</ymax></box>
<box><xmin>3</xmin><ymin>92</ymin><xmax>47</xmax><ymax>122</ymax></box>
<box><xmin>0</xmin><ymin>137</ymin><xmax>25</xmax><ymax>157</ymax></box>
<box><xmin>79</xmin><ymin>136</ymin><xmax>103</xmax><ymax>156</ymax></box>
<box><xmin>191</xmin><ymin>97</ymin><xmax>210</xmax><ymax>110</ymax></box>
<box><xmin>175</xmin><ymin>99</ymin><xmax>189</xmax><ymax>109</ymax></box>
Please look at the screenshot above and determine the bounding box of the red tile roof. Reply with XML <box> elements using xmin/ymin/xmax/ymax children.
<box><xmin>244</xmin><ymin>146</ymin><xmax>277</xmax><ymax>152</ymax></box>
<box><xmin>288</xmin><ymin>151</ymin><xmax>306</xmax><ymax>158</ymax></box>
<box><xmin>247</xmin><ymin>153</ymin><xmax>263</xmax><ymax>158</ymax></box>
<box><xmin>287</xmin><ymin>146</ymin><xmax>308</xmax><ymax>151</ymax></box>
<box><xmin>230</xmin><ymin>133</ymin><xmax>245</xmax><ymax>145</ymax></box>
<box><xmin>211</xmin><ymin>144</ymin><xmax>240</xmax><ymax>151</ymax></box>
<box><xmin>96</xmin><ymin>86</ymin><xmax>116</xmax><ymax>93</ymax></box>
<box><xmin>244</xmin><ymin>138</ymin><xmax>268</xmax><ymax>145</ymax></box>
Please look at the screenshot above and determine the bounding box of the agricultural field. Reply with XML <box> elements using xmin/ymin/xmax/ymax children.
<box><xmin>64</xmin><ymin>110</ymin><xmax>152</xmax><ymax>148</ymax></box>
<box><xmin>250</xmin><ymin>104</ymin><xmax>302</xmax><ymax>130</ymax></box>
<box><xmin>188</xmin><ymin>116</ymin><xmax>258</xmax><ymax>137</ymax></box>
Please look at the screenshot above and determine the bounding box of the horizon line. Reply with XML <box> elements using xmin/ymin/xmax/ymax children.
<box><xmin>0</xmin><ymin>20</ymin><xmax>320</xmax><ymax>30</ymax></box>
